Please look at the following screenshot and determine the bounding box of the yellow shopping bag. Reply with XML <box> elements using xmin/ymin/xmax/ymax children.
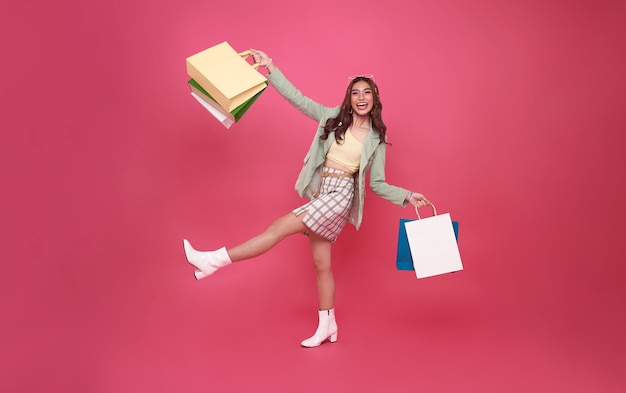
<box><xmin>186</xmin><ymin>41</ymin><xmax>267</xmax><ymax>112</ymax></box>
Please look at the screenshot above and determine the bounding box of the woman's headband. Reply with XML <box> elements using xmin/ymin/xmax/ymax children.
<box><xmin>348</xmin><ymin>74</ymin><xmax>375</xmax><ymax>81</ymax></box>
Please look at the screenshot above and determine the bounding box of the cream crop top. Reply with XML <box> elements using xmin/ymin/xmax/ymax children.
<box><xmin>326</xmin><ymin>129</ymin><xmax>363</xmax><ymax>174</ymax></box>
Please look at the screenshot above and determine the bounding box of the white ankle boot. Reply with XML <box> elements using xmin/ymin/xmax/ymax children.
<box><xmin>183</xmin><ymin>239</ymin><xmax>232</xmax><ymax>280</ymax></box>
<box><xmin>301</xmin><ymin>308</ymin><xmax>338</xmax><ymax>348</ymax></box>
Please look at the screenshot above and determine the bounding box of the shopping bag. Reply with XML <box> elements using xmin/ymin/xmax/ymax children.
<box><xmin>396</xmin><ymin>217</ymin><xmax>416</xmax><ymax>271</ymax></box>
<box><xmin>190</xmin><ymin>91</ymin><xmax>235</xmax><ymax>129</ymax></box>
<box><xmin>188</xmin><ymin>78</ymin><xmax>266</xmax><ymax>128</ymax></box>
<box><xmin>396</xmin><ymin>214</ymin><xmax>459</xmax><ymax>271</ymax></box>
<box><xmin>398</xmin><ymin>204</ymin><xmax>462</xmax><ymax>278</ymax></box>
<box><xmin>186</xmin><ymin>42</ymin><xmax>267</xmax><ymax>112</ymax></box>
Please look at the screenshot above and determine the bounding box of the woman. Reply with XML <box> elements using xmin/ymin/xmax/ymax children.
<box><xmin>183</xmin><ymin>49</ymin><xmax>429</xmax><ymax>348</ymax></box>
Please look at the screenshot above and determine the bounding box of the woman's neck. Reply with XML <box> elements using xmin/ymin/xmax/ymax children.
<box><xmin>352</xmin><ymin>115</ymin><xmax>370</xmax><ymax>130</ymax></box>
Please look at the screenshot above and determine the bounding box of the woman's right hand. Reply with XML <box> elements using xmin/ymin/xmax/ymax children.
<box><xmin>250</xmin><ymin>49</ymin><xmax>275</xmax><ymax>72</ymax></box>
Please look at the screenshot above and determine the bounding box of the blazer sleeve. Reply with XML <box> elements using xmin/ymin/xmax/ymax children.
<box><xmin>369</xmin><ymin>142</ymin><xmax>411</xmax><ymax>207</ymax></box>
<box><xmin>267</xmin><ymin>68</ymin><xmax>328</xmax><ymax>122</ymax></box>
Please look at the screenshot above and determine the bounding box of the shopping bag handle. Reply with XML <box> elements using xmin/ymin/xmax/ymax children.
<box><xmin>415</xmin><ymin>203</ymin><xmax>437</xmax><ymax>219</ymax></box>
<box><xmin>238</xmin><ymin>50</ymin><xmax>260</xmax><ymax>70</ymax></box>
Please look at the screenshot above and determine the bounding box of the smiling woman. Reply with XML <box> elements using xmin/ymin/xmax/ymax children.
<box><xmin>351</xmin><ymin>81</ymin><xmax>374</xmax><ymax>117</ymax></box>
<box><xmin>182</xmin><ymin>48</ymin><xmax>431</xmax><ymax>348</ymax></box>
<box><xmin>3</xmin><ymin>0</ymin><xmax>625</xmax><ymax>391</ymax></box>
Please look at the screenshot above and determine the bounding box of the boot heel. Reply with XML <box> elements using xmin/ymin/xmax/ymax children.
<box><xmin>194</xmin><ymin>269</ymin><xmax>207</xmax><ymax>280</ymax></box>
<box><xmin>301</xmin><ymin>308</ymin><xmax>338</xmax><ymax>347</ymax></box>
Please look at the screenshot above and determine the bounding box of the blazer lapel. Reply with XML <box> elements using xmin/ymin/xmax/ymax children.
<box><xmin>360</xmin><ymin>128</ymin><xmax>380</xmax><ymax>169</ymax></box>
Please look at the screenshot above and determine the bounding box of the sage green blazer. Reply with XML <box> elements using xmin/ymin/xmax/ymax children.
<box><xmin>267</xmin><ymin>68</ymin><xmax>409</xmax><ymax>230</ymax></box>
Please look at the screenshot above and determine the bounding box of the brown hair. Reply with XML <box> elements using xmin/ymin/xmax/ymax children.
<box><xmin>321</xmin><ymin>76</ymin><xmax>388</xmax><ymax>144</ymax></box>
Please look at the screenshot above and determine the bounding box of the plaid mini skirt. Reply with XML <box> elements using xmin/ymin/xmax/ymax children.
<box><xmin>293</xmin><ymin>167</ymin><xmax>355</xmax><ymax>242</ymax></box>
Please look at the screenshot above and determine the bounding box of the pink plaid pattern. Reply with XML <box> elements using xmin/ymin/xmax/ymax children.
<box><xmin>293</xmin><ymin>168</ymin><xmax>354</xmax><ymax>242</ymax></box>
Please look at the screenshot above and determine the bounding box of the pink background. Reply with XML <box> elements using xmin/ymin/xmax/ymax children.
<box><xmin>1</xmin><ymin>0</ymin><xmax>625</xmax><ymax>391</ymax></box>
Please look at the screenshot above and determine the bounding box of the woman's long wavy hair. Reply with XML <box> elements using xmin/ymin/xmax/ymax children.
<box><xmin>320</xmin><ymin>76</ymin><xmax>388</xmax><ymax>144</ymax></box>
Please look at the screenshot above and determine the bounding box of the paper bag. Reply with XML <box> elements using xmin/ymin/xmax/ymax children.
<box><xmin>188</xmin><ymin>79</ymin><xmax>266</xmax><ymax>128</ymax></box>
<box><xmin>396</xmin><ymin>217</ymin><xmax>459</xmax><ymax>271</ymax></box>
<box><xmin>403</xmin><ymin>204</ymin><xmax>463</xmax><ymax>279</ymax></box>
<box><xmin>190</xmin><ymin>91</ymin><xmax>235</xmax><ymax>129</ymax></box>
<box><xmin>186</xmin><ymin>42</ymin><xmax>267</xmax><ymax>112</ymax></box>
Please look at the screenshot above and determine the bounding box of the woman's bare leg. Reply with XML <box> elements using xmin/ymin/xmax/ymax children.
<box><xmin>308</xmin><ymin>232</ymin><xmax>334</xmax><ymax>310</ymax></box>
<box><xmin>186</xmin><ymin>212</ymin><xmax>308</xmax><ymax>280</ymax></box>
<box><xmin>227</xmin><ymin>212</ymin><xmax>307</xmax><ymax>262</ymax></box>
<box><xmin>300</xmin><ymin>232</ymin><xmax>337</xmax><ymax>347</ymax></box>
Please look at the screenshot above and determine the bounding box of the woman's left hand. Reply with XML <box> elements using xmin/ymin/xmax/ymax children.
<box><xmin>408</xmin><ymin>192</ymin><xmax>430</xmax><ymax>209</ymax></box>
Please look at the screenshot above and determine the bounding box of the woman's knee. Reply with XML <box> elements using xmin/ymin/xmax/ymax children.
<box><xmin>308</xmin><ymin>232</ymin><xmax>332</xmax><ymax>272</ymax></box>
<box><xmin>312</xmin><ymin>256</ymin><xmax>331</xmax><ymax>273</ymax></box>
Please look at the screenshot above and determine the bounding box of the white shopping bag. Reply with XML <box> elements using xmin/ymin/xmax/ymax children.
<box><xmin>190</xmin><ymin>91</ymin><xmax>235</xmax><ymax>129</ymax></box>
<box><xmin>404</xmin><ymin>204</ymin><xmax>463</xmax><ymax>279</ymax></box>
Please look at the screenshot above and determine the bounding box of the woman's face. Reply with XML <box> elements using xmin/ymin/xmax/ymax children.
<box><xmin>350</xmin><ymin>81</ymin><xmax>374</xmax><ymax>116</ymax></box>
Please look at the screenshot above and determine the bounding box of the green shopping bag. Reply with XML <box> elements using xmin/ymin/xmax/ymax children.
<box><xmin>189</xmin><ymin>79</ymin><xmax>267</xmax><ymax>129</ymax></box>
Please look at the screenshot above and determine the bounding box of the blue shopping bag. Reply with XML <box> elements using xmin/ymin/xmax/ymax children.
<box><xmin>396</xmin><ymin>208</ymin><xmax>459</xmax><ymax>271</ymax></box>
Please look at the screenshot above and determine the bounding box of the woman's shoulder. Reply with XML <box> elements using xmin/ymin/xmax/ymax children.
<box><xmin>326</xmin><ymin>106</ymin><xmax>341</xmax><ymax>117</ymax></box>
